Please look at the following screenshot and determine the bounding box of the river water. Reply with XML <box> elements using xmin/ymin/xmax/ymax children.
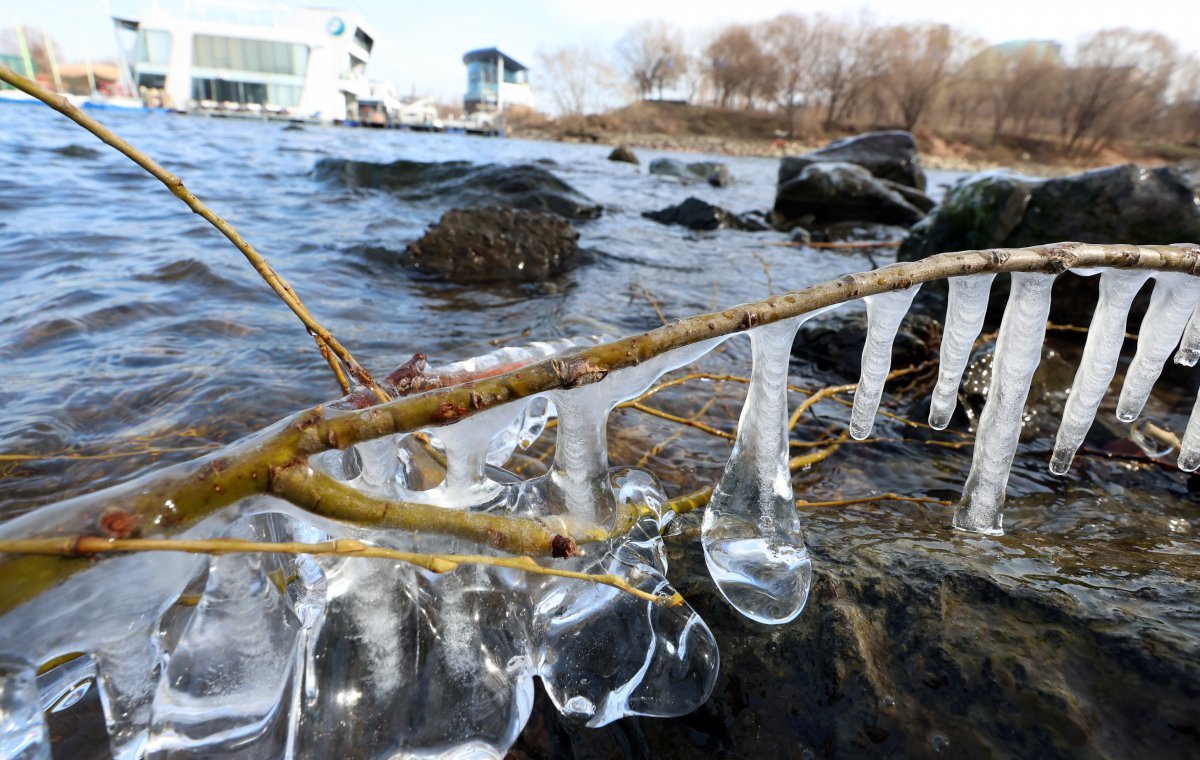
<box><xmin>2</xmin><ymin>105</ymin><xmax>1197</xmax><ymax>756</ymax></box>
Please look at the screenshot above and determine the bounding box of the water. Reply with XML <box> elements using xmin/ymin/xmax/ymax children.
<box><xmin>0</xmin><ymin>105</ymin><xmax>944</xmax><ymax>513</ymax></box>
<box><xmin>3</xmin><ymin>106</ymin><xmax>1199</xmax><ymax>757</ymax></box>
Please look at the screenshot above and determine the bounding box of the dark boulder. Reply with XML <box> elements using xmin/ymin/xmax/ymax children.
<box><xmin>648</xmin><ymin>158</ymin><xmax>732</xmax><ymax>187</ymax></box>
<box><xmin>313</xmin><ymin>158</ymin><xmax>602</xmax><ymax>221</ymax></box>
<box><xmin>900</xmin><ymin>164</ymin><xmax>1200</xmax><ymax>262</ymax></box>
<box><xmin>780</xmin><ymin>130</ymin><xmax>926</xmax><ymax>190</ymax></box>
<box><xmin>774</xmin><ymin>162</ymin><xmax>929</xmax><ymax>228</ymax></box>
<box><xmin>642</xmin><ymin>197</ymin><xmax>762</xmax><ymax>231</ymax></box>
<box><xmin>608</xmin><ymin>145</ymin><xmax>639</xmax><ymax>165</ymax></box>
<box><xmin>406</xmin><ymin>206</ymin><xmax>580</xmax><ymax>283</ymax></box>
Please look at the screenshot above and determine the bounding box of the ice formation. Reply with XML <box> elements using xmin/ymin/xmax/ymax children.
<box><xmin>5</xmin><ymin>259</ymin><xmax>1200</xmax><ymax>757</ymax></box>
<box><xmin>851</xmin><ymin>284</ymin><xmax>922</xmax><ymax>439</ymax></box>
<box><xmin>929</xmin><ymin>275</ymin><xmax>996</xmax><ymax>429</ymax></box>
<box><xmin>953</xmin><ymin>273</ymin><xmax>1057</xmax><ymax>534</ymax></box>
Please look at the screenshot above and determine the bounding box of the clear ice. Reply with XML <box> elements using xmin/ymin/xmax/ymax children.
<box><xmin>1049</xmin><ymin>269</ymin><xmax>1152</xmax><ymax>474</ymax></box>
<box><xmin>1115</xmin><ymin>273</ymin><xmax>1200</xmax><ymax>423</ymax></box>
<box><xmin>702</xmin><ymin>314</ymin><xmax>825</xmax><ymax>624</ymax></box>
<box><xmin>5</xmin><ymin>256</ymin><xmax>1200</xmax><ymax>756</ymax></box>
<box><xmin>929</xmin><ymin>274</ymin><xmax>996</xmax><ymax>429</ymax></box>
<box><xmin>953</xmin><ymin>273</ymin><xmax>1056</xmax><ymax>535</ymax></box>
<box><xmin>850</xmin><ymin>283</ymin><xmax>922</xmax><ymax>439</ymax></box>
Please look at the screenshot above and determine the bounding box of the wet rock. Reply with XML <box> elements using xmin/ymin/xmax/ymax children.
<box><xmin>774</xmin><ymin>162</ymin><xmax>929</xmax><ymax>229</ymax></box>
<box><xmin>791</xmin><ymin>310</ymin><xmax>942</xmax><ymax>380</ymax></box>
<box><xmin>789</xmin><ymin>227</ymin><xmax>813</xmax><ymax>245</ymax></box>
<box><xmin>780</xmin><ymin>130</ymin><xmax>926</xmax><ymax>190</ymax></box>
<box><xmin>648</xmin><ymin>158</ymin><xmax>733</xmax><ymax>187</ymax></box>
<box><xmin>608</xmin><ymin>145</ymin><xmax>639</xmax><ymax>165</ymax></box>
<box><xmin>313</xmin><ymin>158</ymin><xmax>602</xmax><ymax>221</ymax></box>
<box><xmin>817</xmin><ymin>221</ymin><xmax>910</xmax><ymax>244</ymax></box>
<box><xmin>899</xmin><ymin>165</ymin><xmax>1200</xmax><ymax>261</ymax></box>
<box><xmin>50</xmin><ymin>144</ymin><xmax>102</xmax><ymax>159</ymax></box>
<box><xmin>642</xmin><ymin>197</ymin><xmax>762</xmax><ymax>232</ymax></box>
<box><xmin>406</xmin><ymin>206</ymin><xmax>580</xmax><ymax>283</ymax></box>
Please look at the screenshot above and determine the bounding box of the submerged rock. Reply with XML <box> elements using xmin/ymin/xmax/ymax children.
<box><xmin>648</xmin><ymin>158</ymin><xmax>732</xmax><ymax>187</ymax></box>
<box><xmin>780</xmin><ymin>130</ymin><xmax>926</xmax><ymax>190</ymax></box>
<box><xmin>642</xmin><ymin>197</ymin><xmax>764</xmax><ymax>232</ymax></box>
<box><xmin>817</xmin><ymin>221</ymin><xmax>910</xmax><ymax>243</ymax></box>
<box><xmin>774</xmin><ymin>162</ymin><xmax>929</xmax><ymax>229</ymax></box>
<box><xmin>406</xmin><ymin>206</ymin><xmax>581</xmax><ymax>283</ymax></box>
<box><xmin>608</xmin><ymin>146</ymin><xmax>640</xmax><ymax>165</ymax></box>
<box><xmin>313</xmin><ymin>158</ymin><xmax>602</xmax><ymax>221</ymax></box>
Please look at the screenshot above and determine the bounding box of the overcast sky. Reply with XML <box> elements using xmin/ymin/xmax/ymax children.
<box><xmin>3</xmin><ymin>0</ymin><xmax>1198</xmax><ymax>102</ymax></box>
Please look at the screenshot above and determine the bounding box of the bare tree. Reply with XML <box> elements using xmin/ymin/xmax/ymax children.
<box><xmin>534</xmin><ymin>45</ymin><xmax>624</xmax><ymax>117</ymax></box>
<box><xmin>873</xmin><ymin>23</ymin><xmax>967</xmax><ymax>131</ymax></box>
<box><xmin>1062</xmin><ymin>28</ymin><xmax>1178</xmax><ymax>155</ymax></box>
<box><xmin>960</xmin><ymin>41</ymin><xmax>1064</xmax><ymax>142</ymax></box>
<box><xmin>808</xmin><ymin>14</ymin><xmax>884</xmax><ymax>129</ymax></box>
<box><xmin>705</xmin><ymin>23</ymin><xmax>777</xmax><ymax>109</ymax></box>
<box><xmin>614</xmin><ymin>20</ymin><xmax>686</xmax><ymax>101</ymax></box>
<box><xmin>761</xmin><ymin>13</ymin><xmax>823</xmax><ymax>135</ymax></box>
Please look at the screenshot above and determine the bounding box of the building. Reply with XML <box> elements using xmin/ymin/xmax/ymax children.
<box><xmin>462</xmin><ymin>47</ymin><xmax>533</xmax><ymax>113</ymax></box>
<box><xmin>114</xmin><ymin>2</ymin><xmax>377</xmax><ymax>121</ymax></box>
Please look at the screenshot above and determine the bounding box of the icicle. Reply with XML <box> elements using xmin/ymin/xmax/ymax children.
<box><xmin>533</xmin><ymin>469</ymin><xmax>718</xmax><ymax>727</ymax></box>
<box><xmin>146</xmin><ymin>550</ymin><xmax>301</xmax><ymax>757</ymax></box>
<box><xmin>850</xmin><ymin>283</ymin><xmax>922</xmax><ymax>439</ymax></box>
<box><xmin>421</xmin><ymin>402</ymin><xmax>531</xmax><ymax>508</ymax></box>
<box><xmin>294</xmin><ymin>551</ymin><xmax>533</xmax><ymax>758</ymax></box>
<box><xmin>1173</xmin><ymin>304</ymin><xmax>1200</xmax><ymax>366</ymax></box>
<box><xmin>93</xmin><ymin>628</ymin><xmax>162</xmax><ymax>759</ymax></box>
<box><xmin>36</xmin><ymin>653</ymin><xmax>96</xmax><ymax>714</ymax></box>
<box><xmin>0</xmin><ymin>657</ymin><xmax>50</xmax><ymax>760</ymax></box>
<box><xmin>929</xmin><ymin>274</ymin><xmax>996</xmax><ymax>429</ymax></box>
<box><xmin>542</xmin><ymin>339</ymin><xmax>724</xmax><ymax>522</ymax></box>
<box><xmin>953</xmin><ymin>273</ymin><xmax>1056</xmax><ymax>535</ymax></box>
<box><xmin>1178</xmin><ymin>393</ymin><xmax>1200</xmax><ymax>471</ymax></box>
<box><xmin>1116</xmin><ymin>273</ymin><xmax>1200</xmax><ymax>423</ymax></box>
<box><xmin>1049</xmin><ymin>269</ymin><xmax>1152</xmax><ymax>474</ymax></box>
<box><xmin>701</xmin><ymin>313</ymin><xmax>826</xmax><ymax>624</ymax></box>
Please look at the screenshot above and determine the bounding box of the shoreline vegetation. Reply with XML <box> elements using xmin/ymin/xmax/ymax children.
<box><xmin>519</xmin><ymin>15</ymin><xmax>1200</xmax><ymax>176</ymax></box>
<box><xmin>507</xmin><ymin>101</ymin><xmax>1200</xmax><ymax>176</ymax></box>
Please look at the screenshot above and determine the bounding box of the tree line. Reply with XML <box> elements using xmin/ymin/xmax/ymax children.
<box><xmin>536</xmin><ymin>15</ymin><xmax>1200</xmax><ymax>156</ymax></box>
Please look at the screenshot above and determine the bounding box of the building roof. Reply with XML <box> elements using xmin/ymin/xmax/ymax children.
<box><xmin>462</xmin><ymin>47</ymin><xmax>527</xmax><ymax>72</ymax></box>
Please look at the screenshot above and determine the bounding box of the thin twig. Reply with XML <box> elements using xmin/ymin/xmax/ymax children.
<box><xmin>0</xmin><ymin>66</ymin><xmax>386</xmax><ymax>402</ymax></box>
<box><xmin>796</xmin><ymin>493</ymin><xmax>952</xmax><ymax>508</ymax></box>
<box><xmin>0</xmin><ymin>536</ymin><xmax>680</xmax><ymax>606</ymax></box>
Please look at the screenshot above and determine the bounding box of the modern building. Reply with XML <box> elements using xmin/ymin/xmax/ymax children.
<box><xmin>462</xmin><ymin>47</ymin><xmax>533</xmax><ymax>113</ymax></box>
<box><xmin>113</xmin><ymin>2</ymin><xmax>377</xmax><ymax>121</ymax></box>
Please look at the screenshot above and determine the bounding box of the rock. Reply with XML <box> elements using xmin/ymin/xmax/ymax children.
<box><xmin>648</xmin><ymin>158</ymin><xmax>733</xmax><ymax>187</ymax></box>
<box><xmin>817</xmin><ymin>221</ymin><xmax>910</xmax><ymax>244</ymax></box>
<box><xmin>897</xmin><ymin>165</ymin><xmax>1200</xmax><ymax>325</ymax></box>
<box><xmin>736</xmin><ymin>210</ymin><xmax>772</xmax><ymax>232</ymax></box>
<box><xmin>642</xmin><ymin>197</ymin><xmax>761</xmax><ymax>232</ymax></box>
<box><xmin>900</xmin><ymin>165</ymin><xmax>1200</xmax><ymax>262</ymax></box>
<box><xmin>406</xmin><ymin>206</ymin><xmax>580</xmax><ymax>283</ymax></box>
<box><xmin>313</xmin><ymin>158</ymin><xmax>602</xmax><ymax>221</ymax></box>
<box><xmin>774</xmin><ymin>162</ymin><xmax>928</xmax><ymax>229</ymax></box>
<box><xmin>608</xmin><ymin>145</ymin><xmax>639</xmax><ymax>165</ymax></box>
<box><xmin>789</xmin><ymin>227</ymin><xmax>813</xmax><ymax>245</ymax></box>
<box><xmin>790</xmin><ymin>309</ymin><xmax>941</xmax><ymax>380</ymax></box>
<box><xmin>780</xmin><ymin>130</ymin><xmax>926</xmax><ymax>190</ymax></box>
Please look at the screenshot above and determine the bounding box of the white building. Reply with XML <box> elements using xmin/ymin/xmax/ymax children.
<box><xmin>463</xmin><ymin>47</ymin><xmax>534</xmax><ymax>114</ymax></box>
<box><xmin>114</xmin><ymin>2</ymin><xmax>377</xmax><ymax>122</ymax></box>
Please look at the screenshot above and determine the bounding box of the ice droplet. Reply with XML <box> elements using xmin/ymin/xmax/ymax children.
<box><xmin>702</xmin><ymin>313</ymin><xmax>828</xmax><ymax>623</ymax></box>
<box><xmin>953</xmin><ymin>273</ymin><xmax>1056</xmax><ymax>535</ymax></box>
<box><xmin>930</xmin><ymin>275</ymin><xmax>995</xmax><ymax>429</ymax></box>
<box><xmin>850</xmin><ymin>283</ymin><xmax>922</xmax><ymax>439</ymax></box>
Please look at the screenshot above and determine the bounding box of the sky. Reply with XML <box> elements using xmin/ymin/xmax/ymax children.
<box><xmin>3</xmin><ymin>0</ymin><xmax>1198</xmax><ymax>103</ymax></box>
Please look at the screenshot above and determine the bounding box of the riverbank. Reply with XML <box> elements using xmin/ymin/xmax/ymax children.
<box><xmin>509</xmin><ymin>102</ymin><xmax>1200</xmax><ymax>178</ymax></box>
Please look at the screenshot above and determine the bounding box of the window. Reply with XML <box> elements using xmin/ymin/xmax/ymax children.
<box><xmin>191</xmin><ymin>78</ymin><xmax>302</xmax><ymax>109</ymax></box>
<box><xmin>353</xmin><ymin>28</ymin><xmax>374</xmax><ymax>53</ymax></box>
<box><xmin>192</xmin><ymin>35</ymin><xmax>308</xmax><ymax>76</ymax></box>
<box><xmin>136</xmin><ymin>30</ymin><xmax>172</xmax><ymax>66</ymax></box>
